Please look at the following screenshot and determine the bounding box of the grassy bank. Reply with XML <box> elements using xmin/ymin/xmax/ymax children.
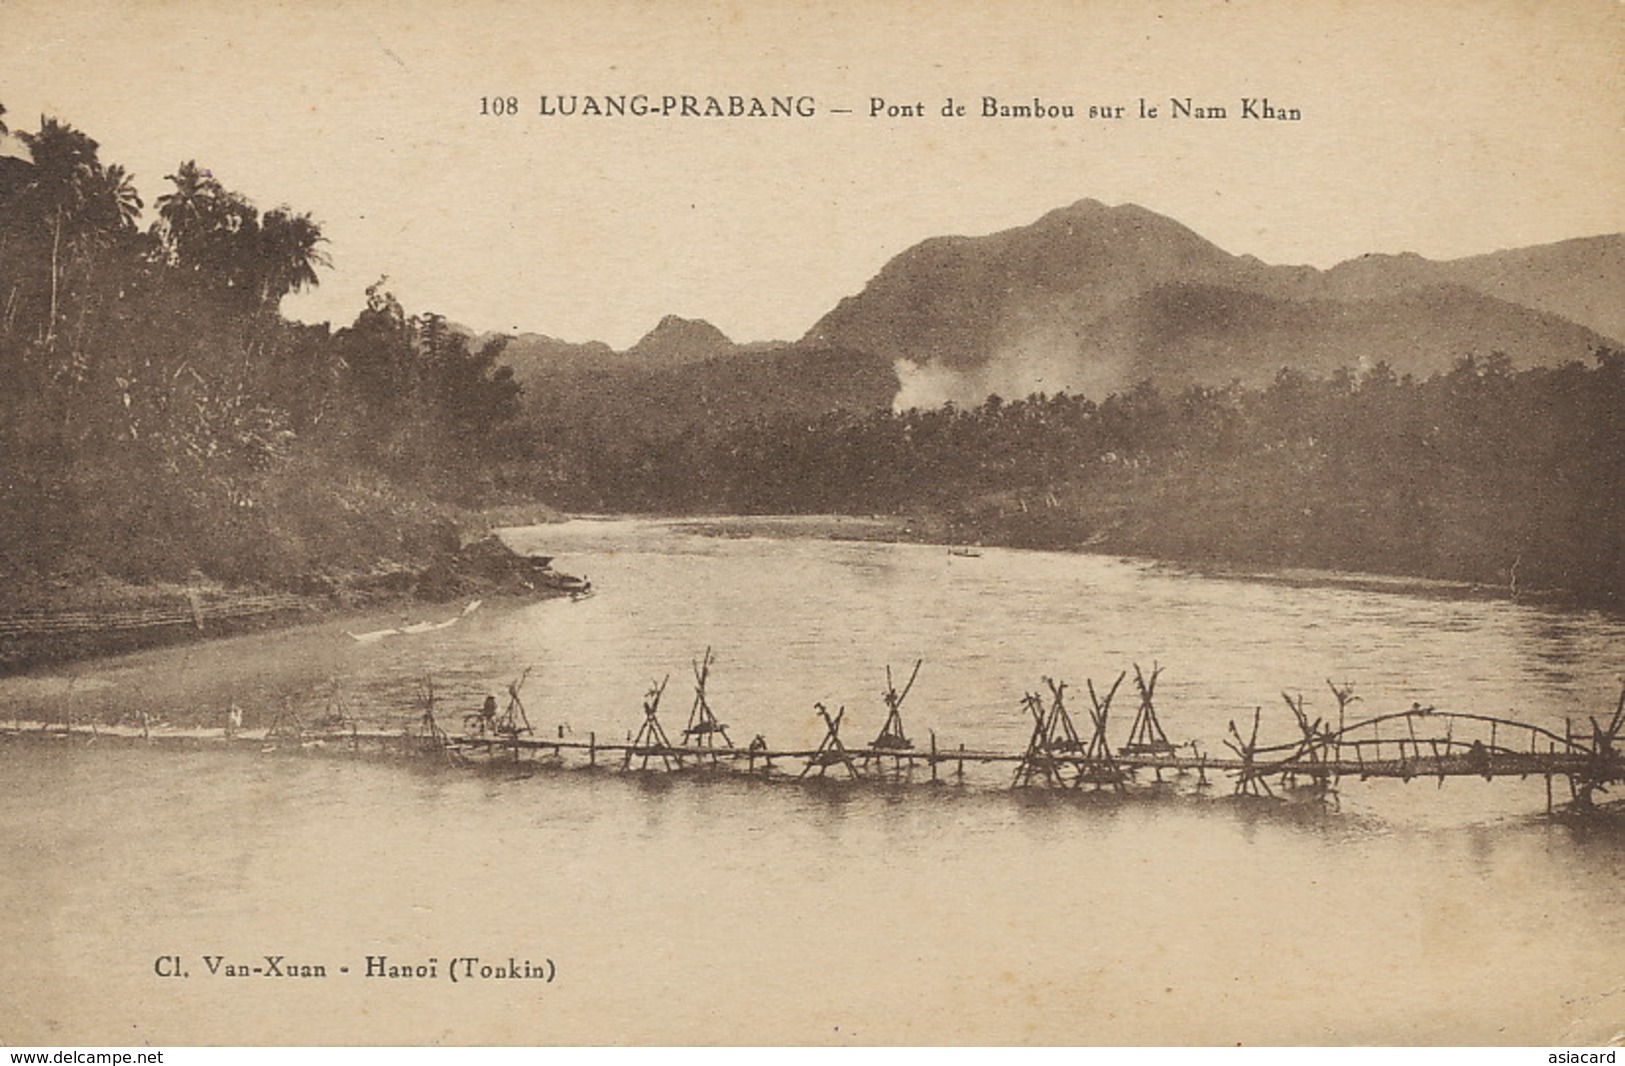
<box><xmin>0</xmin><ymin>505</ymin><xmax>575</xmax><ymax>673</ymax></box>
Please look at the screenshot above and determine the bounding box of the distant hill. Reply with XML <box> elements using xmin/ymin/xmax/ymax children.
<box><xmin>1097</xmin><ymin>281</ymin><xmax>1614</xmax><ymax>388</ymax></box>
<box><xmin>625</xmin><ymin>314</ymin><xmax>737</xmax><ymax>366</ymax></box>
<box><xmin>1365</xmin><ymin>236</ymin><xmax>1625</xmax><ymax>342</ymax></box>
<box><xmin>494</xmin><ymin>314</ymin><xmax>792</xmax><ymax>389</ymax></box>
<box><xmin>490</xmin><ymin>199</ymin><xmax>1620</xmax><ymax>418</ymax></box>
<box><xmin>522</xmin><ymin>345</ymin><xmax>896</xmax><ymax>441</ymax></box>
<box><xmin>482</xmin><ymin>312</ymin><xmax>882</xmax><ymax>437</ymax></box>
<box><xmin>805</xmin><ymin>200</ymin><xmax>1238</xmax><ymax>374</ymax></box>
<box><xmin>803</xmin><ymin>199</ymin><xmax>1622</xmax><ymax>406</ymax></box>
<box><xmin>487</xmin><ymin>332</ymin><xmax>618</xmax><ymax>386</ymax></box>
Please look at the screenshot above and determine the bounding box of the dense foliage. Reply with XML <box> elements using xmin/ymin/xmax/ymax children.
<box><xmin>526</xmin><ymin>354</ymin><xmax>1625</xmax><ymax>606</ymax></box>
<box><xmin>0</xmin><ymin>109</ymin><xmax>521</xmax><ymax>586</ymax></box>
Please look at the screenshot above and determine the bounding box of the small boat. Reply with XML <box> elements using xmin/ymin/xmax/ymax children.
<box><xmin>948</xmin><ymin>548</ymin><xmax>982</xmax><ymax>558</ymax></box>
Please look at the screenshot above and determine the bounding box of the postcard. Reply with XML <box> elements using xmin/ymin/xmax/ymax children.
<box><xmin>1</xmin><ymin>0</ymin><xmax>1621</xmax><ymax>1048</ymax></box>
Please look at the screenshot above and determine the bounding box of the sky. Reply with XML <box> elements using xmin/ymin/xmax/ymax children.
<box><xmin>2</xmin><ymin>0</ymin><xmax>1620</xmax><ymax>348</ymax></box>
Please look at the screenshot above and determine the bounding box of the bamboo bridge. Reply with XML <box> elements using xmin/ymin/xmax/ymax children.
<box><xmin>5</xmin><ymin>655</ymin><xmax>1622</xmax><ymax>816</ymax></box>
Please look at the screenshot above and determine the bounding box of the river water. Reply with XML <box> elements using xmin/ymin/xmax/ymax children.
<box><xmin>1</xmin><ymin>518</ymin><xmax>1621</xmax><ymax>1045</ymax></box>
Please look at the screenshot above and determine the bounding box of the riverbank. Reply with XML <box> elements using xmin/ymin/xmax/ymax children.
<box><xmin>0</xmin><ymin>525</ymin><xmax>581</xmax><ymax>674</ymax></box>
<box><xmin>668</xmin><ymin>513</ymin><xmax>914</xmax><ymax>542</ymax></box>
<box><xmin>664</xmin><ymin>510</ymin><xmax>1553</xmax><ymax>607</ymax></box>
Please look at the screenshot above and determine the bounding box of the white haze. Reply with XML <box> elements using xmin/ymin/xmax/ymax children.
<box><xmin>891</xmin><ymin>320</ymin><xmax>1132</xmax><ymax>412</ymax></box>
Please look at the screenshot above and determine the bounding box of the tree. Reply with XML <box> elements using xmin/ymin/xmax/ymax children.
<box><xmin>413</xmin><ymin>311</ymin><xmax>522</xmax><ymax>457</ymax></box>
<box><xmin>153</xmin><ymin>160</ymin><xmax>261</xmax><ymax>297</ymax></box>
<box><xmin>152</xmin><ymin>160</ymin><xmax>213</xmax><ymax>264</ymax></box>
<box><xmin>254</xmin><ymin>207</ymin><xmax>328</xmax><ymax>311</ymax></box>
<box><xmin>90</xmin><ymin>164</ymin><xmax>143</xmax><ymax>233</ymax></box>
<box><xmin>336</xmin><ymin>277</ymin><xmax>413</xmax><ymax>401</ymax></box>
<box><xmin>16</xmin><ymin>118</ymin><xmax>104</xmax><ymax>345</ymax></box>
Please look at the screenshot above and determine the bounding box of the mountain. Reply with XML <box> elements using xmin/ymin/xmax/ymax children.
<box><xmin>486</xmin><ymin>332</ymin><xmax>617</xmax><ymax>387</ymax></box>
<box><xmin>1105</xmin><ymin>282</ymin><xmax>1613</xmax><ymax>387</ymax></box>
<box><xmin>805</xmin><ymin>199</ymin><xmax>1623</xmax><ymax>406</ymax></box>
<box><xmin>494</xmin><ymin>314</ymin><xmax>792</xmax><ymax>392</ymax></box>
<box><xmin>805</xmin><ymin>200</ymin><xmax>1237</xmax><ymax>373</ymax></box>
<box><xmin>490</xmin><ymin>314</ymin><xmax>889</xmax><ymax>436</ymax></box>
<box><xmin>626</xmin><ymin>314</ymin><xmax>737</xmax><ymax>366</ymax></box>
<box><xmin>522</xmin><ymin>345</ymin><xmax>896</xmax><ymax>440</ymax></box>
<box><xmin>1386</xmin><ymin>236</ymin><xmax>1625</xmax><ymax>342</ymax></box>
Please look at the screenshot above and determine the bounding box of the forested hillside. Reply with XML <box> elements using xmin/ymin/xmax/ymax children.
<box><xmin>522</xmin><ymin>355</ymin><xmax>1625</xmax><ymax>607</ymax></box>
<box><xmin>0</xmin><ymin>107</ymin><xmax>522</xmax><ymax>591</ymax></box>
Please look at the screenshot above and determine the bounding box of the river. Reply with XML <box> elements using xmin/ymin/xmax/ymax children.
<box><xmin>1</xmin><ymin>518</ymin><xmax>1621</xmax><ymax>1044</ymax></box>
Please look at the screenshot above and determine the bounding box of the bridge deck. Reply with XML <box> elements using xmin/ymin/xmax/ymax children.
<box><xmin>4</xmin><ymin>718</ymin><xmax>1617</xmax><ymax>801</ymax></box>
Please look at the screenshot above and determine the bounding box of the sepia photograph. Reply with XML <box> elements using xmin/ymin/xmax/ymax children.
<box><xmin>1</xmin><ymin>0</ymin><xmax>1622</xmax><ymax>1048</ymax></box>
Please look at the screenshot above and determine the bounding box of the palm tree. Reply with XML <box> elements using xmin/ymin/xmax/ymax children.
<box><xmin>153</xmin><ymin>160</ymin><xmax>218</xmax><ymax>269</ymax></box>
<box><xmin>17</xmin><ymin>118</ymin><xmax>103</xmax><ymax>345</ymax></box>
<box><xmin>18</xmin><ymin>118</ymin><xmax>100</xmax><ymax>212</ymax></box>
<box><xmin>255</xmin><ymin>207</ymin><xmax>329</xmax><ymax>310</ymax></box>
<box><xmin>95</xmin><ymin>164</ymin><xmax>143</xmax><ymax>232</ymax></box>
